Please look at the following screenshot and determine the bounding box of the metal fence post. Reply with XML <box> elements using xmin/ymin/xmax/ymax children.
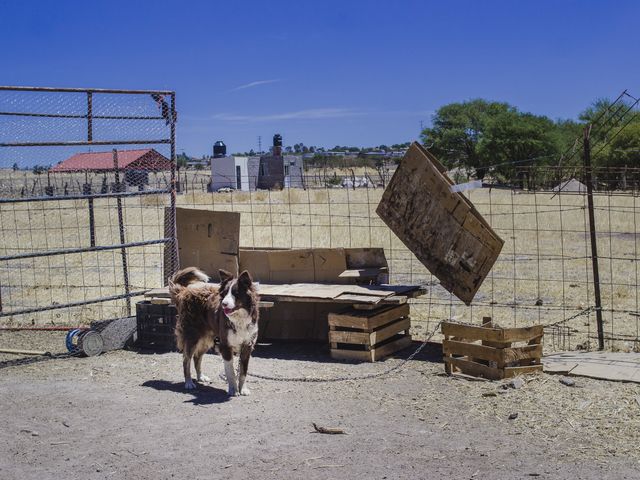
<box><xmin>168</xmin><ymin>92</ymin><xmax>179</xmax><ymax>279</ymax></box>
<box><xmin>113</xmin><ymin>149</ymin><xmax>131</xmax><ymax>316</ymax></box>
<box><xmin>583</xmin><ymin>125</ymin><xmax>605</xmax><ymax>350</ymax></box>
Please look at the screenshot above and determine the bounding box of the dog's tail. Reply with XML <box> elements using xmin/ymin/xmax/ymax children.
<box><xmin>168</xmin><ymin>267</ymin><xmax>210</xmax><ymax>300</ymax></box>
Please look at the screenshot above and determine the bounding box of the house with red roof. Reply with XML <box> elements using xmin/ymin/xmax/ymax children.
<box><xmin>50</xmin><ymin>148</ymin><xmax>172</xmax><ymax>172</ymax></box>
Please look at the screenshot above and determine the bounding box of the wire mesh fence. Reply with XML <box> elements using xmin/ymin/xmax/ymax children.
<box><xmin>0</xmin><ymin>87</ymin><xmax>177</xmax><ymax>344</ymax></box>
<box><xmin>162</xmin><ymin>173</ymin><xmax>639</xmax><ymax>353</ymax></box>
<box><xmin>1</xmin><ymin>85</ymin><xmax>639</xmax><ymax>362</ymax></box>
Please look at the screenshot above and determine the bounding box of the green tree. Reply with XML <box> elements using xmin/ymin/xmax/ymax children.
<box><xmin>421</xmin><ymin>99</ymin><xmax>572</xmax><ymax>179</ymax></box>
<box><xmin>420</xmin><ymin>99</ymin><xmax>513</xmax><ymax>178</ymax></box>
<box><xmin>478</xmin><ymin>111</ymin><xmax>560</xmax><ymax>177</ymax></box>
<box><xmin>602</xmin><ymin>121</ymin><xmax>640</xmax><ymax>168</ymax></box>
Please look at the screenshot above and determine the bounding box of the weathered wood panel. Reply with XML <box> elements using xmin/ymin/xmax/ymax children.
<box><xmin>376</xmin><ymin>142</ymin><xmax>504</xmax><ymax>304</ymax></box>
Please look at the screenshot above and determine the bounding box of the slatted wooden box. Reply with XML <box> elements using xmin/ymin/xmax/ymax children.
<box><xmin>442</xmin><ymin>318</ymin><xmax>543</xmax><ymax>380</ymax></box>
<box><xmin>329</xmin><ymin>304</ymin><xmax>412</xmax><ymax>362</ymax></box>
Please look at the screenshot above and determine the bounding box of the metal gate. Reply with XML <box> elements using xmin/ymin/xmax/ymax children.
<box><xmin>0</xmin><ymin>86</ymin><xmax>178</xmax><ymax>328</ymax></box>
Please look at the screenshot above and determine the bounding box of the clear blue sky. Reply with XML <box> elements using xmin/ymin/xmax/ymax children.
<box><xmin>1</xmin><ymin>0</ymin><xmax>639</xmax><ymax>156</ymax></box>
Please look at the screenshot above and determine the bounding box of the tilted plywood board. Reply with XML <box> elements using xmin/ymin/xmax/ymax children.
<box><xmin>376</xmin><ymin>142</ymin><xmax>503</xmax><ymax>304</ymax></box>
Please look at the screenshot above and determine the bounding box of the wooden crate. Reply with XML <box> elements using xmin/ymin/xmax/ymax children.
<box><xmin>329</xmin><ymin>304</ymin><xmax>412</xmax><ymax>362</ymax></box>
<box><xmin>442</xmin><ymin>318</ymin><xmax>543</xmax><ymax>380</ymax></box>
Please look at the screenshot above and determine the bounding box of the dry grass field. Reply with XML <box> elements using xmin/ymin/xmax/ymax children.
<box><xmin>1</xmin><ymin>169</ymin><xmax>639</xmax><ymax>352</ymax></box>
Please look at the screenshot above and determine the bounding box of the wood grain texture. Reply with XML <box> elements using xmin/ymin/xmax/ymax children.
<box><xmin>376</xmin><ymin>142</ymin><xmax>504</xmax><ymax>304</ymax></box>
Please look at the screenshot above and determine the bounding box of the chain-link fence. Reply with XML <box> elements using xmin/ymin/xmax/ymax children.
<box><xmin>0</xmin><ymin>87</ymin><xmax>177</xmax><ymax>342</ymax></box>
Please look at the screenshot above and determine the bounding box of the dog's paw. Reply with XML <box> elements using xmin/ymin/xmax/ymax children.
<box><xmin>185</xmin><ymin>379</ymin><xmax>197</xmax><ymax>390</ymax></box>
<box><xmin>227</xmin><ymin>387</ymin><xmax>239</xmax><ymax>397</ymax></box>
<box><xmin>239</xmin><ymin>386</ymin><xmax>251</xmax><ymax>396</ymax></box>
<box><xmin>197</xmin><ymin>374</ymin><xmax>211</xmax><ymax>383</ymax></box>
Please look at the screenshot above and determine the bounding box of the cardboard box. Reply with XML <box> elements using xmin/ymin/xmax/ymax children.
<box><xmin>173</xmin><ymin>208</ymin><xmax>240</xmax><ymax>281</ymax></box>
<box><xmin>238</xmin><ymin>248</ymin><xmax>349</xmax><ymax>284</ymax></box>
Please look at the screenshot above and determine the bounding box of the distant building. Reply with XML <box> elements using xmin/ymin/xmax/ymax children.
<box><xmin>210</xmin><ymin>135</ymin><xmax>305</xmax><ymax>191</ymax></box>
<box><xmin>50</xmin><ymin>148</ymin><xmax>171</xmax><ymax>172</ymax></box>
<box><xmin>256</xmin><ymin>154</ymin><xmax>304</xmax><ymax>189</ymax></box>
<box><xmin>210</xmin><ymin>155</ymin><xmax>260</xmax><ymax>191</ymax></box>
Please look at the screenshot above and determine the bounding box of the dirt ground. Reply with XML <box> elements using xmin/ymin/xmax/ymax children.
<box><xmin>1</xmin><ymin>333</ymin><xmax>639</xmax><ymax>480</ymax></box>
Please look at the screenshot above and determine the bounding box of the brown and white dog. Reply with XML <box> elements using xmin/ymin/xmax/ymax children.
<box><xmin>168</xmin><ymin>266</ymin><xmax>259</xmax><ymax>396</ymax></box>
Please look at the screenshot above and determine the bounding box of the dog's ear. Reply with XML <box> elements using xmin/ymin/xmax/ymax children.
<box><xmin>238</xmin><ymin>270</ymin><xmax>253</xmax><ymax>288</ymax></box>
<box><xmin>218</xmin><ymin>269</ymin><xmax>233</xmax><ymax>283</ymax></box>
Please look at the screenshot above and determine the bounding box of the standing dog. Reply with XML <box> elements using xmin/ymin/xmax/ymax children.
<box><xmin>169</xmin><ymin>267</ymin><xmax>259</xmax><ymax>396</ymax></box>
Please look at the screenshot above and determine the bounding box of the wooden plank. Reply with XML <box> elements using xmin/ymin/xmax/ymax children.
<box><xmin>330</xmin><ymin>334</ymin><xmax>413</xmax><ymax>362</ymax></box>
<box><xmin>444</xmin><ymin>340</ymin><xmax>542</xmax><ymax>364</ymax></box>
<box><xmin>441</xmin><ymin>322</ymin><xmax>504</xmax><ymax>342</ymax></box>
<box><xmin>443</xmin><ymin>339</ymin><xmax>503</xmax><ymax>362</ymax></box>
<box><xmin>502</xmin><ymin>364</ymin><xmax>544</xmax><ymax>378</ymax></box>
<box><xmin>258</xmin><ymin>283</ymin><xmax>396</xmax><ymax>299</ymax></box>
<box><xmin>444</xmin><ymin>356</ymin><xmax>504</xmax><ymax>380</ymax></box>
<box><xmin>335</xmin><ymin>294</ymin><xmax>382</xmax><ymax>305</ymax></box>
<box><xmin>329</xmin><ymin>317</ymin><xmax>411</xmax><ymax>346</ymax></box>
<box><xmin>378</xmin><ymin>295</ymin><xmax>408</xmax><ymax>305</ymax></box>
<box><xmin>502</xmin><ymin>344</ymin><xmax>542</xmax><ymax>364</ymax></box>
<box><xmin>330</xmin><ymin>348</ymin><xmax>373</xmax><ymax>362</ymax></box>
<box><xmin>372</xmin><ymin>334</ymin><xmax>412</xmax><ymax>361</ymax></box>
<box><xmin>441</xmin><ymin>321</ymin><xmax>544</xmax><ymax>342</ymax></box>
<box><xmin>499</xmin><ymin>325</ymin><xmax>544</xmax><ymax>342</ymax></box>
<box><xmin>328</xmin><ymin>304</ymin><xmax>410</xmax><ymax>330</ymax></box>
<box><xmin>329</xmin><ymin>329</ymin><xmax>370</xmax><ymax>345</ymax></box>
<box><xmin>371</xmin><ymin>318</ymin><xmax>411</xmax><ymax>345</ymax></box>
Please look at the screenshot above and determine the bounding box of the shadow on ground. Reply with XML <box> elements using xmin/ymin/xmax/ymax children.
<box><xmin>252</xmin><ymin>339</ymin><xmax>443</xmax><ymax>364</ymax></box>
<box><xmin>0</xmin><ymin>352</ymin><xmax>72</xmax><ymax>370</ymax></box>
<box><xmin>141</xmin><ymin>379</ymin><xmax>230</xmax><ymax>405</ymax></box>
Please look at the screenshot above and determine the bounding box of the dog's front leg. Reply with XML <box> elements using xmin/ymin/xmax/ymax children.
<box><xmin>220</xmin><ymin>346</ymin><xmax>238</xmax><ymax>396</ymax></box>
<box><xmin>238</xmin><ymin>344</ymin><xmax>252</xmax><ymax>396</ymax></box>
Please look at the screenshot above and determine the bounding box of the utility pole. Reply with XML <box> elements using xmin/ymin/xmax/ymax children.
<box><xmin>258</xmin><ymin>136</ymin><xmax>262</xmax><ymax>154</ymax></box>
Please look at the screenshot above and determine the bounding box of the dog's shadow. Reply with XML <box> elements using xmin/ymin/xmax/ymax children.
<box><xmin>141</xmin><ymin>380</ymin><xmax>230</xmax><ymax>405</ymax></box>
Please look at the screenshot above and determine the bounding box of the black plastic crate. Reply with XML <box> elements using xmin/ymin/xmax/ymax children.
<box><xmin>136</xmin><ymin>301</ymin><xmax>177</xmax><ymax>350</ymax></box>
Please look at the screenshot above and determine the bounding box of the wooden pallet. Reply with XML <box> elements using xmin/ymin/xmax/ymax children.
<box><xmin>329</xmin><ymin>304</ymin><xmax>412</xmax><ymax>362</ymax></box>
<box><xmin>442</xmin><ymin>317</ymin><xmax>543</xmax><ymax>380</ymax></box>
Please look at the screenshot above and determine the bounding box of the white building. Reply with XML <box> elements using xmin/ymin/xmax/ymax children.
<box><xmin>210</xmin><ymin>155</ymin><xmax>260</xmax><ymax>192</ymax></box>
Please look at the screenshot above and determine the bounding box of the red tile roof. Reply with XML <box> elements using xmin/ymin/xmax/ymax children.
<box><xmin>50</xmin><ymin>148</ymin><xmax>172</xmax><ymax>172</ymax></box>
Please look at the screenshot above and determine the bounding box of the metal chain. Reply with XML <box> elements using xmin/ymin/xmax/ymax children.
<box><xmin>542</xmin><ymin>306</ymin><xmax>595</xmax><ymax>329</ymax></box>
<box><xmin>248</xmin><ymin>306</ymin><xmax>599</xmax><ymax>384</ymax></box>
<box><xmin>248</xmin><ymin>320</ymin><xmax>443</xmax><ymax>383</ymax></box>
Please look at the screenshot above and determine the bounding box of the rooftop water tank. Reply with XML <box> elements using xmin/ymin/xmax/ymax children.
<box><xmin>213</xmin><ymin>141</ymin><xmax>226</xmax><ymax>158</ymax></box>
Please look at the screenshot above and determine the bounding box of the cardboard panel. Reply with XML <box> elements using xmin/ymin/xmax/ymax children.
<box><xmin>239</xmin><ymin>247</ymin><xmax>359</xmax><ymax>284</ymax></box>
<box><xmin>312</xmin><ymin>248</ymin><xmax>348</xmax><ymax>283</ymax></box>
<box><xmin>268</xmin><ymin>249</ymin><xmax>315</xmax><ymax>283</ymax></box>
<box><xmin>376</xmin><ymin>142</ymin><xmax>504</xmax><ymax>304</ymax></box>
<box><xmin>175</xmin><ymin>208</ymin><xmax>240</xmax><ymax>280</ymax></box>
<box><xmin>238</xmin><ymin>249</ymin><xmax>271</xmax><ymax>282</ymax></box>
